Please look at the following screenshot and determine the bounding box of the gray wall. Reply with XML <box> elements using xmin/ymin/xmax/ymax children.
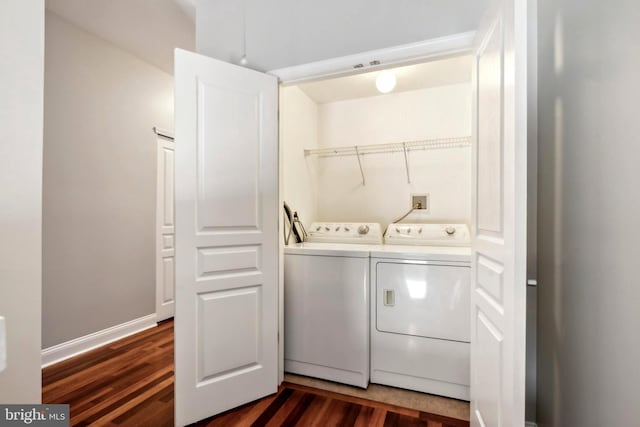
<box><xmin>537</xmin><ymin>0</ymin><xmax>640</xmax><ymax>425</ymax></box>
<box><xmin>196</xmin><ymin>0</ymin><xmax>486</xmax><ymax>71</ymax></box>
<box><xmin>0</xmin><ymin>0</ymin><xmax>44</xmax><ymax>403</ymax></box>
<box><xmin>43</xmin><ymin>12</ymin><xmax>174</xmax><ymax>348</ymax></box>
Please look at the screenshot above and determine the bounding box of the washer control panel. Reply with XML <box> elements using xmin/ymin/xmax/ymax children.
<box><xmin>307</xmin><ymin>222</ymin><xmax>383</xmax><ymax>244</ymax></box>
<box><xmin>384</xmin><ymin>223</ymin><xmax>470</xmax><ymax>246</ymax></box>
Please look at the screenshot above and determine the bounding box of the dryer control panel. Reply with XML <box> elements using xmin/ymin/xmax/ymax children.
<box><xmin>384</xmin><ymin>223</ymin><xmax>470</xmax><ymax>246</ymax></box>
<box><xmin>307</xmin><ymin>222</ymin><xmax>383</xmax><ymax>244</ymax></box>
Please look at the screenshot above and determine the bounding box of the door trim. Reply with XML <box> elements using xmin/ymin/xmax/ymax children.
<box><xmin>268</xmin><ymin>31</ymin><xmax>476</xmax><ymax>84</ymax></box>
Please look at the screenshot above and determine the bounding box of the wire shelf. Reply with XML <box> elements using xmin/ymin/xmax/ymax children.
<box><xmin>303</xmin><ymin>136</ymin><xmax>471</xmax><ymax>185</ymax></box>
<box><xmin>304</xmin><ymin>136</ymin><xmax>471</xmax><ymax>158</ymax></box>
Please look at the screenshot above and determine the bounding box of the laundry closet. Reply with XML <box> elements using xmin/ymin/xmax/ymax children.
<box><xmin>279</xmin><ymin>55</ymin><xmax>474</xmax><ymax>400</ymax></box>
<box><xmin>281</xmin><ymin>55</ymin><xmax>472</xmax><ymax>230</ymax></box>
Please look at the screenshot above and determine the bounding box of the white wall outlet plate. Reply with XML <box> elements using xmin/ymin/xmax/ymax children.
<box><xmin>411</xmin><ymin>193</ymin><xmax>430</xmax><ymax>212</ymax></box>
<box><xmin>0</xmin><ymin>316</ymin><xmax>6</xmax><ymax>372</ymax></box>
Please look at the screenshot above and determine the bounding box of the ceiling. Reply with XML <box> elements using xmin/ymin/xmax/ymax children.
<box><xmin>46</xmin><ymin>0</ymin><xmax>195</xmax><ymax>74</ymax></box>
<box><xmin>296</xmin><ymin>55</ymin><xmax>473</xmax><ymax>104</ymax></box>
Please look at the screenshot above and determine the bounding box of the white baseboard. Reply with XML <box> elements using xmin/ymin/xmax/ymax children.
<box><xmin>42</xmin><ymin>314</ymin><xmax>157</xmax><ymax>368</ymax></box>
<box><xmin>525</xmin><ymin>422</ymin><xmax>538</xmax><ymax>427</ymax></box>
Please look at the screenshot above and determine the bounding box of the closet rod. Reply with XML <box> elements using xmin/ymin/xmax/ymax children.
<box><xmin>153</xmin><ymin>127</ymin><xmax>174</xmax><ymax>140</ymax></box>
<box><xmin>304</xmin><ymin>136</ymin><xmax>471</xmax><ymax>158</ymax></box>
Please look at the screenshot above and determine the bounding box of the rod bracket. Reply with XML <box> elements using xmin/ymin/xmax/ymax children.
<box><xmin>402</xmin><ymin>142</ymin><xmax>411</xmax><ymax>183</ymax></box>
<box><xmin>355</xmin><ymin>145</ymin><xmax>365</xmax><ymax>186</ymax></box>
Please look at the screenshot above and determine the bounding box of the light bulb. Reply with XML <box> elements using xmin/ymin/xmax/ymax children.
<box><xmin>239</xmin><ymin>55</ymin><xmax>248</xmax><ymax>66</ymax></box>
<box><xmin>376</xmin><ymin>71</ymin><xmax>397</xmax><ymax>94</ymax></box>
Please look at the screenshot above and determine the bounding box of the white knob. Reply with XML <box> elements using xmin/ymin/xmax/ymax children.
<box><xmin>345</xmin><ymin>227</ymin><xmax>350</xmax><ymax>232</ymax></box>
<box><xmin>325</xmin><ymin>226</ymin><xmax>330</xmax><ymax>231</ymax></box>
<box><xmin>445</xmin><ymin>226</ymin><xmax>456</xmax><ymax>235</ymax></box>
<box><xmin>336</xmin><ymin>226</ymin><xmax>340</xmax><ymax>231</ymax></box>
<box><xmin>358</xmin><ymin>225</ymin><xmax>370</xmax><ymax>235</ymax></box>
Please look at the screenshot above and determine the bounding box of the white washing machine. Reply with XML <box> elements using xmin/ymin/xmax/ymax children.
<box><xmin>370</xmin><ymin>223</ymin><xmax>471</xmax><ymax>400</ymax></box>
<box><xmin>284</xmin><ymin>222</ymin><xmax>382</xmax><ymax>388</ymax></box>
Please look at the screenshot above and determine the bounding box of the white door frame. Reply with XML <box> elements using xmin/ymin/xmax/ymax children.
<box><xmin>162</xmin><ymin>31</ymin><xmax>478</xmax><ymax>352</ymax></box>
<box><xmin>269</xmin><ymin>31</ymin><xmax>476</xmax><ymax>84</ymax></box>
<box><xmin>267</xmin><ymin>31</ymin><xmax>478</xmax><ymax>385</ymax></box>
<box><xmin>154</xmin><ymin>127</ymin><xmax>176</xmax><ymax>322</ymax></box>
<box><xmin>169</xmin><ymin>28</ymin><xmax>529</xmax><ymax>423</ymax></box>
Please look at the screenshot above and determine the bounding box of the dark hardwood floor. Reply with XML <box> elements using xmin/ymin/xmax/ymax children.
<box><xmin>193</xmin><ymin>382</ymin><xmax>469</xmax><ymax>427</ymax></box>
<box><xmin>42</xmin><ymin>320</ymin><xmax>469</xmax><ymax>427</ymax></box>
<box><xmin>43</xmin><ymin>320</ymin><xmax>174</xmax><ymax>427</ymax></box>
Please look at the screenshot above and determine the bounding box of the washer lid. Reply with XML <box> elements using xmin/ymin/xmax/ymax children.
<box><xmin>284</xmin><ymin>242</ymin><xmax>372</xmax><ymax>258</ymax></box>
<box><xmin>371</xmin><ymin>245</ymin><xmax>471</xmax><ymax>262</ymax></box>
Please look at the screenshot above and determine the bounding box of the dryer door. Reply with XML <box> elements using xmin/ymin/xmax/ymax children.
<box><xmin>375</xmin><ymin>261</ymin><xmax>470</xmax><ymax>342</ymax></box>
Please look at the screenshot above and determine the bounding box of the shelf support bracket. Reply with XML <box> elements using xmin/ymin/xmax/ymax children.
<box><xmin>355</xmin><ymin>145</ymin><xmax>365</xmax><ymax>186</ymax></box>
<box><xmin>402</xmin><ymin>142</ymin><xmax>411</xmax><ymax>183</ymax></box>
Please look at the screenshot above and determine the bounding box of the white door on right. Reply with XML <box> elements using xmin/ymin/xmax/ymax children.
<box><xmin>155</xmin><ymin>132</ymin><xmax>175</xmax><ymax>322</ymax></box>
<box><xmin>470</xmin><ymin>0</ymin><xmax>527</xmax><ymax>425</ymax></box>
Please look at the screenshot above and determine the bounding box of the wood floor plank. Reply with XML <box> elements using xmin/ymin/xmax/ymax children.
<box><xmin>71</xmin><ymin>368</ymin><xmax>173</xmax><ymax>425</ymax></box>
<box><xmin>303</xmin><ymin>396</ymin><xmax>333</xmax><ymax>427</ymax></box>
<box><xmin>43</xmin><ymin>320</ymin><xmax>468</xmax><ymax>427</ymax></box>
<box><xmin>384</xmin><ymin>411</ymin><xmax>429</xmax><ymax>427</ymax></box>
<box><xmin>111</xmin><ymin>383</ymin><xmax>173</xmax><ymax>425</ymax></box>
<box><xmin>361</xmin><ymin>407</ymin><xmax>388</xmax><ymax>427</ymax></box>
<box><xmin>262</xmin><ymin>389</ymin><xmax>306</xmax><ymax>427</ymax></box>
<box><xmin>239</xmin><ymin>393</ymin><xmax>280</xmax><ymax>425</ymax></box>
<box><xmin>419</xmin><ymin>410</ymin><xmax>470</xmax><ymax>427</ymax></box>
<box><xmin>320</xmin><ymin>399</ymin><xmax>354</xmax><ymax>426</ymax></box>
<box><xmin>279</xmin><ymin>391</ymin><xmax>316</xmax><ymax>426</ymax></box>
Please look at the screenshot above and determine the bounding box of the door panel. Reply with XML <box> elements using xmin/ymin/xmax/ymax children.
<box><xmin>476</xmin><ymin>255</ymin><xmax>504</xmax><ymax>305</ymax></box>
<box><xmin>477</xmin><ymin>17</ymin><xmax>504</xmax><ymax>235</ymax></box>
<box><xmin>156</xmin><ymin>134</ymin><xmax>175</xmax><ymax>321</ymax></box>
<box><xmin>197</xmin><ymin>287</ymin><xmax>261</xmax><ymax>381</ymax></box>
<box><xmin>196</xmin><ymin>82</ymin><xmax>260</xmax><ymax>230</ymax></box>
<box><xmin>197</xmin><ymin>245</ymin><xmax>260</xmax><ymax>276</ymax></box>
<box><xmin>470</xmin><ymin>0</ymin><xmax>527</xmax><ymax>425</ymax></box>
<box><xmin>474</xmin><ymin>311</ymin><xmax>503</xmax><ymax>427</ymax></box>
<box><xmin>174</xmin><ymin>49</ymin><xmax>278</xmax><ymax>426</ymax></box>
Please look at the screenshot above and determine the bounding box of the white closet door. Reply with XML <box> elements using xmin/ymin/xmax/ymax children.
<box><xmin>173</xmin><ymin>49</ymin><xmax>279</xmax><ymax>426</ymax></box>
<box><xmin>156</xmin><ymin>133</ymin><xmax>175</xmax><ymax>322</ymax></box>
<box><xmin>470</xmin><ymin>0</ymin><xmax>528</xmax><ymax>425</ymax></box>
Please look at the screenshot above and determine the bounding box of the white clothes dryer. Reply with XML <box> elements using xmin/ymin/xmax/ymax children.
<box><xmin>284</xmin><ymin>222</ymin><xmax>382</xmax><ymax>388</ymax></box>
<box><xmin>370</xmin><ymin>223</ymin><xmax>471</xmax><ymax>400</ymax></box>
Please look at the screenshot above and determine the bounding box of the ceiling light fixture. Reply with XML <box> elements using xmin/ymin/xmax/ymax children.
<box><xmin>376</xmin><ymin>71</ymin><xmax>397</xmax><ymax>94</ymax></box>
